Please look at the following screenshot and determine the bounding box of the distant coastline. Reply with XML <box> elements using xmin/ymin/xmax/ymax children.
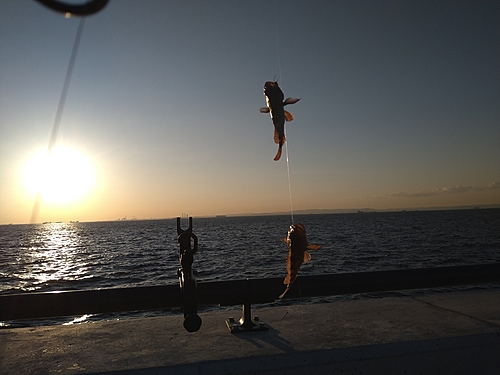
<box><xmin>2</xmin><ymin>204</ymin><xmax>499</xmax><ymax>226</ymax></box>
<box><xmin>227</xmin><ymin>203</ymin><xmax>500</xmax><ymax>218</ymax></box>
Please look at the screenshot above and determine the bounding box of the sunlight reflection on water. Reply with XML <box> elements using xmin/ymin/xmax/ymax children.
<box><xmin>1</xmin><ymin>210</ymin><xmax>499</xmax><ymax>296</ymax></box>
<box><xmin>9</xmin><ymin>223</ymin><xmax>91</xmax><ymax>292</ymax></box>
<box><xmin>0</xmin><ymin>210</ymin><xmax>499</xmax><ymax>327</ymax></box>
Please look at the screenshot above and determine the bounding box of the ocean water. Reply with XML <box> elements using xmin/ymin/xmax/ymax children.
<box><xmin>1</xmin><ymin>209</ymin><xmax>500</xmax><ymax>326</ymax></box>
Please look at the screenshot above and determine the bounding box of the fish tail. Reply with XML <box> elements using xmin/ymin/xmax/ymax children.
<box><xmin>274</xmin><ymin>145</ymin><xmax>283</xmax><ymax>161</ymax></box>
<box><xmin>279</xmin><ymin>286</ymin><xmax>290</xmax><ymax>299</ymax></box>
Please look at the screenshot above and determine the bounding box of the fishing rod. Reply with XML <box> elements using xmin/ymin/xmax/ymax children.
<box><xmin>34</xmin><ymin>0</ymin><xmax>109</xmax><ymax>16</ymax></box>
<box><xmin>29</xmin><ymin>0</ymin><xmax>109</xmax><ymax>223</ymax></box>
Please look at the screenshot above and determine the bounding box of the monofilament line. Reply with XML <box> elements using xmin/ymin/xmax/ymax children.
<box><xmin>274</xmin><ymin>1</ymin><xmax>294</xmax><ymax>224</ymax></box>
<box><xmin>274</xmin><ymin>1</ymin><xmax>282</xmax><ymax>84</ymax></box>
<box><xmin>285</xmin><ymin>127</ymin><xmax>294</xmax><ymax>224</ymax></box>
<box><xmin>30</xmin><ymin>17</ymin><xmax>85</xmax><ymax>223</ymax></box>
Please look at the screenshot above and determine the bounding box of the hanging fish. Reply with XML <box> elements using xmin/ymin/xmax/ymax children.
<box><xmin>259</xmin><ymin>81</ymin><xmax>300</xmax><ymax>161</ymax></box>
<box><xmin>279</xmin><ymin>223</ymin><xmax>321</xmax><ymax>299</ymax></box>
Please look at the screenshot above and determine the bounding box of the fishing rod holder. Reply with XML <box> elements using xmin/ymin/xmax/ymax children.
<box><xmin>176</xmin><ymin>217</ymin><xmax>267</xmax><ymax>334</ymax></box>
<box><xmin>225</xmin><ymin>279</ymin><xmax>268</xmax><ymax>333</ymax></box>
<box><xmin>177</xmin><ymin>216</ymin><xmax>201</xmax><ymax>332</ymax></box>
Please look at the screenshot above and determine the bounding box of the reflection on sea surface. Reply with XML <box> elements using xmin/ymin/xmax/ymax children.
<box><xmin>0</xmin><ymin>210</ymin><xmax>499</xmax><ymax>327</ymax></box>
<box><xmin>7</xmin><ymin>223</ymin><xmax>91</xmax><ymax>292</ymax></box>
<box><xmin>0</xmin><ymin>220</ymin><xmax>174</xmax><ymax>294</ymax></box>
<box><xmin>1</xmin><ymin>210</ymin><xmax>499</xmax><ymax>296</ymax></box>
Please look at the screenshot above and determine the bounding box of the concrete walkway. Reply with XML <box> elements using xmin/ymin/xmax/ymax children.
<box><xmin>1</xmin><ymin>290</ymin><xmax>499</xmax><ymax>375</ymax></box>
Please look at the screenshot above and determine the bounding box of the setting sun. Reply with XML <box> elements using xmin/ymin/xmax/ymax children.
<box><xmin>23</xmin><ymin>147</ymin><xmax>95</xmax><ymax>205</ymax></box>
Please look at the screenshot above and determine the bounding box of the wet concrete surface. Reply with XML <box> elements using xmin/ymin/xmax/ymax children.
<box><xmin>1</xmin><ymin>290</ymin><xmax>499</xmax><ymax>374</ymax></box>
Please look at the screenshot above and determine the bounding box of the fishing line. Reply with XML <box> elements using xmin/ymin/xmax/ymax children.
<box><xmin>274</xmin><ymin>1</ymin><xmax>294</xmax><ymax>225</ymax></box>
<box><xmin>30</xmin><ymin>17</ymin><xmax>86</xmax><ymax>223</ymax></box>
<box><xmin>274</xmin><ymin>1</ymin><xmax>282</xmax><ymax>85</ymax></box>
<box><xmin>285</xmin><ymin>130</ymin><xmax>294</xmax><ymax>224</ymax></box>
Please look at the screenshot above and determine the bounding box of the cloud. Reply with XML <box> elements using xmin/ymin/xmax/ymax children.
<box><xmin>389</xmin><ymin>182</ymin><xmax>500</xmax><ymax>198</ymax></box>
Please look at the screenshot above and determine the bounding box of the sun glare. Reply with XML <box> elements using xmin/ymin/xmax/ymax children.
<box><xmin>23</xmin><ymin>147</ymin><xmax>95</xmax><ymax>205</ymax></box>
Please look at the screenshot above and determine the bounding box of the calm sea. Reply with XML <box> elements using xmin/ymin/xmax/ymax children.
<box><xmin>1</xmin><ymin>209</ymin><xmax>499</xmax><ymax>327</ymax></box>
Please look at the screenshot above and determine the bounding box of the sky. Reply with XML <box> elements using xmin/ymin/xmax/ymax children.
<box><xmin>1</xmin><ymin>0</ymin><xmax>499</xmax><ymax>224</ymax></box>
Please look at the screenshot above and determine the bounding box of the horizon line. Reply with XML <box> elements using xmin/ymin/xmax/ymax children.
<box><xmin>2</xmin><ymin>203</ymin><xmax>499</xmax><ymax>225</ymax></box>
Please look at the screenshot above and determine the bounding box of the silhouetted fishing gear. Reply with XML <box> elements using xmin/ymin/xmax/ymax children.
<box><xmin>30</xmin><ymin>1</ymin><xmax>108</xmax><ymax>223</ymax></box>
<box><xmin>177</xmin><ymin>216</ymin><xmax>202</xmax><ymax>332</ymax></box>
<box><xmin>34</xmin><ymin>0</ymin><xmax>109</xmax><ymax>17</ymax></box>
<box><xmin>225</xmin><ymin>277</ymin><xmax>269</xmax><ymax>334</ymax></box>
<box><xmin>30</xmin><ymin>16</ymin><xmax>85</xmax><ymax>223</ymax></box>
<box><xmin>259</xmin><ymin>81</ymin><xmax>298</xmax><ymax>226</ymax></box>
<box><xmin>257</xmin><ymin>5</ymin><xmax>297</xmax><ymax>224</ymax></box>
<box><xmin>269</xmin><ymin>4</ymin><xmax>318</xmax><ymax>298</ymax></box>
<box><xmin>285</xmin><ymin>129</ymin><xmax>294</xmax><ymax>224</ymax></box>
<box><xmin>177</xmin><ymin>216</ymin><xmax>267</xmax><ymax>334</ymax></box>
<box><xmin>274</xmin><ymin>0</ymin><xmax>282</xmax><ymax>85</ymax></box>
<box><xmin>274</xmin><ymin>1</ymin><xmax>294</xmax><ymax>225</ymax></box>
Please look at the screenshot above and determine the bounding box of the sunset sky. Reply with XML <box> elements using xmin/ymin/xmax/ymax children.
<box><xmin>1</xmin><ymin>0</ymin><xmax>499</xmax><ymax>224</ymax></box>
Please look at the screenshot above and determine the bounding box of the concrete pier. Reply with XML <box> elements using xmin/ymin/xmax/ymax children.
<box><xmin>1</xmin><ymin>289</ymin><xmax>499</xmax><ymax>375</ymax></box>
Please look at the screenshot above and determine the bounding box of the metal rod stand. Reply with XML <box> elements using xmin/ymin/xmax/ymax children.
<box><xmin>225</xmin><ymin>301</ymin><xmax>268</xmax><ymax>333</ymax></box>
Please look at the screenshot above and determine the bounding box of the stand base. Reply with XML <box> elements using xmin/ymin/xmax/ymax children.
<box><xmin>225</xmin><ymin>302</ymin><xmax>268</xmax><ymax>333</ymax></box>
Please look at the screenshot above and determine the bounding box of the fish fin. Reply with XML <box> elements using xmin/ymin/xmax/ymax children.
<box><xmin>307</xmin><ymin>244</ymin><xmax>321</xmax><ymax>251</ymax></box>
<box><xmin>284</xmin><ymin>97</ymin><xmax>300</xmax><ymax>105</ymax></box>
<box><xmin>284</xmin><ymin>110</ymin><xmax>294</xmax><ymax>122</ymax></box>
<box><xmin>303</xmin><ymin>251</ymin><xmax>311</xmax><ymax>263</ymax></box>
<box><xmin>283</xmin><ymin>237</ymin><xmax>288</xmax><ymax>243</ymax></box>
<box><xmin>260</xmin><ymin>107</ymin><xmax>270</xmax><ymax>113</ymax></box>
<box><xmin>283</xmin><ymin>275</ymin><xmax>290</xmax><ymax>285</ymax></box>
